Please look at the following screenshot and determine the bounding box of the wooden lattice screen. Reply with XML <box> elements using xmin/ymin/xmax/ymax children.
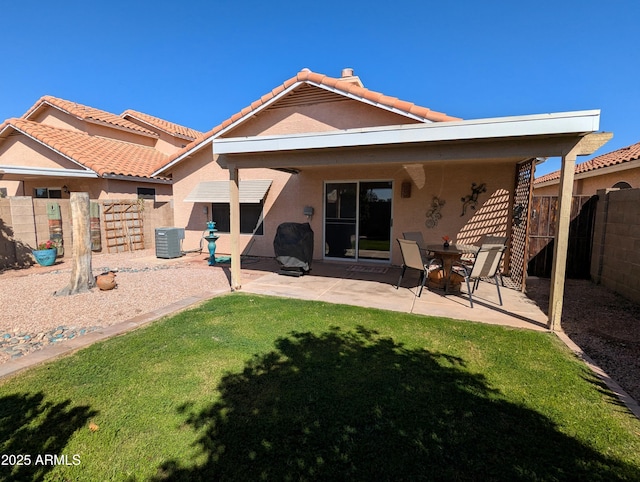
<box><xmin>509</xmin><ymin>159</ymin><xmax>535</xmax><ymax>290</ymax></box>
<box><xmin>102</xmin><ymin>201</ymin><xmax>145</xmax><ymax>253</ymax></box>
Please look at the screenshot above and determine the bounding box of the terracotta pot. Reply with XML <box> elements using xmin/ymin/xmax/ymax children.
<box><xmin>96</xmin><ymin>272</ymin><xmax>117</xmax><ymax>291</ymax></box>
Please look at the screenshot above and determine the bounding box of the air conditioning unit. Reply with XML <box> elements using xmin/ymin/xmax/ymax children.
<box><xmin>155</xmin><ymin>227</ymin><xmax>185</xmax><ymax>259</ymax></box>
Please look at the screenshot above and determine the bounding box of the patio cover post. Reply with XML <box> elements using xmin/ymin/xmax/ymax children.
<box><xmin>548</xmin><ymin>150</ymin><xmax>578</xmax><ymax>330</ymax></box>
<box><xmin>229</xmin><ymin>165</ymin><xmax>241</xmax><ymax>290</ymax></box>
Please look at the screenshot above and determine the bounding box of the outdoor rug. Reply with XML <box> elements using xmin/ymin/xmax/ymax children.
<box><xmin>346</xmin><ymin>265</ymin><xmax>389</xmax><ymax>274</ymax></box>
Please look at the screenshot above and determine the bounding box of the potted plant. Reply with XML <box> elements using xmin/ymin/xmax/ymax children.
<box><xmin>32</xmin><ymin>240</ymin><xmax>58</xmax><ymax>266</ymax></box>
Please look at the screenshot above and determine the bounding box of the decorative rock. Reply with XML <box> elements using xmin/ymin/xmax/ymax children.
<box><xmin>0</xmin><ymin>325</ymin><xmax>102</xmax><ymax>359</ymax></box>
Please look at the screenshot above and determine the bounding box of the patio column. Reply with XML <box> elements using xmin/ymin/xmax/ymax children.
<box><xmin>548</xmin><ymin>151</ymin><xmax>577</xmax><ymax>330</ymax></box>
<box><xmin>229</xmin><ymin>165</ymin><xmax>241</xmax><ymax>290</ymax></box>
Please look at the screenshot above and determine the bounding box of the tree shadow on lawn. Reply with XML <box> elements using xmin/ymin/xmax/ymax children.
<box><xmin>155</xmin><ymin>326</ymin><xmax>639</xmax><ymax>481</ymax></box>
<box><xmin>0</xmin><ymin>392</ymin><xmax>97</xmax><ymax>482</ymax></box>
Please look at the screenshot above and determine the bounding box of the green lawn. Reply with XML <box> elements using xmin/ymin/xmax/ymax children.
<box><xmin>1</xmin><ymin>293</ymin><xmax>639</xmax><ymax>481</ymax></box>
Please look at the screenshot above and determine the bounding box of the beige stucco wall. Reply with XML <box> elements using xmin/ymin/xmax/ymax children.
<box><xmin>171</xmin><ymin>147</ymin><xmax>293</xmax><ymax>255</ymax></box>
<box><xmin>274</xmin><ymin>161</ymin><xmax>514</xmax><ymax>266</ymax></box>
<box><xmin>12</xmin><ymin>178</ymin><xmax>172</xmax><ymax>202</ymax></box>
<box><xmin>99</xmin><ymin>179</ymin><xmax>172</xmax><ymax>202</ymax></box>
<box><xmin>152</xmin><ymin>135</ymin><xmax>190</xmax><ymax>155</ymax></box>
<box><xmin>231</xmin><ymin>99</ymin><xmax>421</xmax><ymax>137</ymax></box>
<box><xmin>0</xmin><ymin>180</ymin><xmax>21</xmax><ymax>197</ymax></box>
<box><xmin>30</xmin><ymin>108</ymin><xmax>86</xmax><ymax>132</ymax></box>
<box><xmin>0</xmin><ymin>133</ymin><xmax>87</xmax><ymax>171</ymax></box>
<box><xmin>171</xmin><ymin>157</ymin><xmax>515</xmax><ymax>266</ymax></box>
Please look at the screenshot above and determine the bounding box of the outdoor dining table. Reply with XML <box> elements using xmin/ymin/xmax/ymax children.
<box><xmin>425</xmin><ymin>244</ymin><xmax>478</xmax><ymax>292</ymax></box>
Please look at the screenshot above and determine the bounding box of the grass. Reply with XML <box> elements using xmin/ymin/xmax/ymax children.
<box><xmin>1</xmin><ymin>293</ymin><xmax>639</xmax><ymax>481</ymax></box>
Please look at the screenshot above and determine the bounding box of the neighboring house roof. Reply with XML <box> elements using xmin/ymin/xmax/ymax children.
<box><xmin>121</xmin><ymin>109</ymin><xmax>204</xmax><ymax>141</ymax></box>
<box><xmin>0</xmin><ymin>118</ymin><xmax>169</xmax><ymax>179</ymax></box>
<box><xmin>22</xmin><ymin>95</ymin><xmax>159</xmax><ymax>137</ymax></box>
<box><xmin>535</xmin><ymin>140</ymin><xmax>640</xmax><ymax>185</ymax></box>
<box><xmin>152</xmin><ymin>68</ymin><xmax>461</xmax><ymax>176</ymax></box>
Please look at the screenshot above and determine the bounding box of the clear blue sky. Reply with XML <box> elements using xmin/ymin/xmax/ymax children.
<box><xmin>1</xmin><ymin>1</ymin><xmax>638</xmax><ymax>176</ymax></box>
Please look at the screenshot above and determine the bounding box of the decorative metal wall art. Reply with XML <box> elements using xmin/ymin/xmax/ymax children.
<box><xmin>460</xmin><ymin>182</ymin><xmax>486</xmax><ymax>216</ymax></box>
<box><xmin>513</xmin><ymin>203</ymin><xmax>525</xmax><ymax>227</ymax></box>
<box><xmin>425</xmin><ymin>196</ymin><xmax>445</xmax><ymax>228</ymax></box>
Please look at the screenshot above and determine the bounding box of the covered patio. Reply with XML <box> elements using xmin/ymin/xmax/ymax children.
<box><xmin>215</xmin><ymin>110</ymin><xmax>612</xmax><ymax>330</ymax></box>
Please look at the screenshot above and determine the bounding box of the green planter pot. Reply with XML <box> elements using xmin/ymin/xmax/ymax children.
<box><xmin>32</xmin><ymin>248</ymin><xmax>57</xmax><ymax>267</ymax></box>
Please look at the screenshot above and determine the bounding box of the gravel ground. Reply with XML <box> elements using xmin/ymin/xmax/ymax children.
<box><xmin>0</xmin><ymin>250</ymin><xmax>232</xmax><ymax>363</ymax></box>
<box><xmin>526</xmin><ymin>277</ymin><xmax>640</xmax><ymax>405</ymax></box>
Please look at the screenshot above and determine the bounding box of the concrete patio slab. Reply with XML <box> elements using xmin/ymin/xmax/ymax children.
<box><xmin>241</xmin><ymin>259</ymin><xmax>550</xmax><ymax>332</ymax></box>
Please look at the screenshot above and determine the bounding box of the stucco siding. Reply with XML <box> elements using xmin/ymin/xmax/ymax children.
<box><xmin>171</xmin><ymin>148</ymin><xmax>293</xmax><ymax>256</ymax></box>
<box><xmin>30</xmin><ymin>108</ymin><xmax>85</xmax><ymax>132</ymax></box>
<box><xmin>283</xmin><ymin>161</ymin><xmax>514</xmax><ymax>266</ymax></box>
<box><xmin>0</xmin><ymin>135</ymin><xmax>86</xmax><ymax>171</ymax></box>
<box><xmin>230</xmin><ymin>99</ymin><xmax>421</xmax><ymax>138</ymax></box>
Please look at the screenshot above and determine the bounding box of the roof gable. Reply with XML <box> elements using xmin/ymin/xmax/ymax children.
<box><xmin>0</xmin><ymin>118</ymin><xmax>168</xmax><ymax>179</ymax></box>
<box><xmin>153</xmin><ymin>68</ymin><xmax>461</xmax><ymax>176</ymax></box>
<box><xmin>22</xmin><ymin>96</ymin><xmax>158</xmax><ymax>137</ymax></box>
<box><xmin>121</xmin><ymin>109</ymin><xmax>204</xmax><ymax>141</ymax></box>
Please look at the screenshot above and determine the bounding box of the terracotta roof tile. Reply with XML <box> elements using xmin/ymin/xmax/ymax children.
<box><xmin>121</xmin><ymin>109</ymin><xmax>204</xmax><ymax>140</ymax></box>
<box><xmin>22</xmin><ymin>96</ymin><xmax>158</xmax><ymax>137</ymax></box>
<box><xmin>154</xmin><ymin>68</ymin><xmax>462</xmax><ymax>174</ymax></box>
<box><xmin>535</xmin><ymin>140</ymin><xmax>640</xmax><ymax>184</ymax></box>
<box><xmin>3</xmin><ymin>118</ymin><xmax>169</xmax><ymax>179</ymax></box>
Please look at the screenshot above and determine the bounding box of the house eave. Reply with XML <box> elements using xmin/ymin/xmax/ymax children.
<box><xmin>0</xmin><ymin>165</ymin><xmax>99</xmax><ymax>180</ymax></box>
<box><xmin>213</xmin><ymin>110</ymin><xmax>602</xmax><ymax>156</ymax></box>
<box><xmin>102</xmin><ymin>173</ymin><xmax>172</xmax><ymax>184</ymax></box>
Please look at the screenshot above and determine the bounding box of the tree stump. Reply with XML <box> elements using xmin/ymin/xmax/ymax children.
<box><xmin>55</xmin><ymin>192</ymin><xmax>96</xmax><ymax>296</ymax></box>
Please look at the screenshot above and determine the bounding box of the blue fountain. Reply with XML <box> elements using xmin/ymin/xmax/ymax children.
<box><xmin>204</xmin><ymin>221</ymin><xmax>219</xmax><ymax>266</ymax></box>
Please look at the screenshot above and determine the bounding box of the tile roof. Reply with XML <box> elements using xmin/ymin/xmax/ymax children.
<box><xmin>1</xmin><ymin>118</ymin><xmax>169</xmax><ymax>179</ymax></box>
<box><xmin>121</xmin><ymin>109</ymin><xmax>204</xmax><ymax>140</ymax></box>
<box><xmin>535</xmin><ymin>140</ymin><xmax>640</xmax><ymax>184</ymax></box>
<box><xmin>22</xmin><ymin>95</ymin><xmax>159</xmax><ymax>137</ymax></box>
<box><xmin>153</xmin><ymin>68</ymin><xmax>461</xmax><ymax>175</ymax></box>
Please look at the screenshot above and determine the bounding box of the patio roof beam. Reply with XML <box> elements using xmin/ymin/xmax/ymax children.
<box><xmin>216</xmin><ymin>134</ymin><xmax>597</xmax><ymax>171</ymax></box>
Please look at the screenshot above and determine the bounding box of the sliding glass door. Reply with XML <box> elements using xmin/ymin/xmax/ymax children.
<box><xmin>324</xmin><ymin>181</ymin><xmax>392</xmax><ymax>261</ymax></box>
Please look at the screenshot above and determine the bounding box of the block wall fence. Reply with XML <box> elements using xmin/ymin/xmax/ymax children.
<box><xmin>590</xmin><ymin>188</ymin><xmax>640</xmax><ymax>305</ymax></box>
<box><xmin>0</xmin><ymin>197</ymin><xmax>173</xmax><ymax>269</ymax></box>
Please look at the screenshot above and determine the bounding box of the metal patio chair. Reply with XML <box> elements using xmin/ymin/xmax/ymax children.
<box><xmin>396</xmin><ymin>238</ymin><xmax>443</xmax><ymax>297</ymax></box>
<box><xmin>449</xmin><ymin>244</ymin><xmax>506</xmax><ymax>308</ymax></box>
<box><xmin>402</xmin><ymin>231</ymin><xmax>427</xmax><ymax>249</ymax></box>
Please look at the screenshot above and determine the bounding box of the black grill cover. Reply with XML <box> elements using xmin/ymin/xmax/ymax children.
<box><xmin>273</xmin><ymin>222</ymin><xmax>314</xmax><ymax>272</ymax></box>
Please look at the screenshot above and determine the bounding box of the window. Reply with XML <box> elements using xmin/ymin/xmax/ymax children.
<box><xmin>211</xmin><ymin>201</ymin><xmax>264</xmax><ymax>235</ymax></box>
<box><xmin>612</xmin><ymin>181</ymin><xmax>632</xmax><ymax>189</ymax></box>
<box><xmin>34</xmin><ymin>188</ymin><xmax>62</xmax><ymax>199</ymax></box>
<box><xmin>0</xmin><ymin>188</ymin><xmax>6</xmax><ymax>198</ymax></box>
<box><xmin>137</xmin><ymin>187</ymin><xmax>156</xmax><ymax>200</ymax></box>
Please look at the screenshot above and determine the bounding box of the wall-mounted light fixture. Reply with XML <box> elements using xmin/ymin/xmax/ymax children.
<box><xmin>401</xmin><ymin>181</ymin><xmax>412</xmax><ymax>198</ymax></box>
<box><xmin>303</xmin><ymin>205</ymin><xmax>314</xmax><ymax>221</ymax></box>
<box><xmin>63</xmin><ymin>185</ymin><xmax>70</xmax><ymax>194</ymax></box>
